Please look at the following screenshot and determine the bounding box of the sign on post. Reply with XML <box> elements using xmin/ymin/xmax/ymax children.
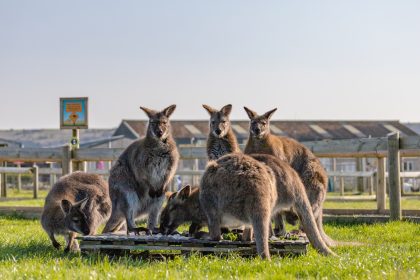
<box><xmin>60</xmin><ymin>97</ymin><xmax>88</xmax><ymax>129</ymax></box>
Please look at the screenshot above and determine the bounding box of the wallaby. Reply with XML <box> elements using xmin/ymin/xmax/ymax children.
<box><xmin>202</xmin><ymin>104</ymin><xmax>307</xmax><ymax>237</ymax></box>
<box><xmin>160</xmin><ymin>185</ymin><xmax>207</xmax><ymax>236</ymax></box>
<box><xmin>160</xmin><ymin>156</ymin><xmax>335</xmax><ymax>257</ymax></box>
<box><xmin>243</xmin><ymin>107</ymin><xmax>334</xmax><ymax>247</ymax></box>
<box><xmin>41</xmin><ymin>171</ymin><xmax>111</xmax><ymax>252</ymax></box>
<box><xmin>200</xmin><ymin>153</ymin><xmax>277</xmax><ymax>260</ymax></box>
<box><xmin>202</xmin><ymin>104</ymin><xmax>240</xmax><ymax>160</ymax></box>
<box><xmin>102</xmin><ymin>105</ymin><xmax>179</xmax><ymax>235</ymax></box>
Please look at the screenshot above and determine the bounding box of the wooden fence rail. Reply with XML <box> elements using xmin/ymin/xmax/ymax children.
<box><xmin>0</xmin><ymin>133</ymin><xmax>418</xmax><ymax>220</ymax></box>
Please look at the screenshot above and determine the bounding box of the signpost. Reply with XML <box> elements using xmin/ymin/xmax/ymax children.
<box><xmin>60</xmin><ymin>97</ymin><xmax>88</xmax><ymax>172</ymax></box>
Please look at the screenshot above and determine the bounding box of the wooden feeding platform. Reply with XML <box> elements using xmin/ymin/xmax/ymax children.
<box><xmin>78</xmin><ymin>234</ymin><xmax>309</xmax><ymax>259</ymax></box>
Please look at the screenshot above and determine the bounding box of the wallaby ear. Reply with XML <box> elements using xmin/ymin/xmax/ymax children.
<box><xmin>244</xmin><ymin>107</ymin><xmax>258</xmax><ymax>120</ymax></box>
<box><xmin>220</xmin><ymin>104</ymin><xmax>232</xmax><ymax>117</ymax></box>
<box><xmin>202</xmin><ymin>104</ymin><xmax>216</xmax><ymax>115</ymax></box>
<box><xmin>61</xmin><ymin>199</ymin><xmax>72</xmax><ymax>214</ymax></box>
<box><xmin>74</xmin><ymin>197</ymin><xmax>89</xmax><ymax>210</ymax></box>
<box><xmin>263</xmin><ymin>108</ymin><xmax>277</xmax><ymax>120</ymax></box>
<box><xmin>165</xmin><ymin>191</ymin><xmax>174</xmax><ymax>200</ymax></box>
<box><xmin>177</xmin><ymin>185</ymin><xmax>192</xmax><ymax>200</ymax></box>
<box><xmin>162</xmin><ymin>104</ymin><xmax>176</xmax><ymax>118</ymax></box>
<box><xmin>140</xmin><ymin>106</ymin><xmax>157</xmax><ymax>118</ymax></box>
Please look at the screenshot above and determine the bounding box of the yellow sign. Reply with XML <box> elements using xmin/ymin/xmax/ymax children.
<box><xmin>66</xmin><ymin>103</ymin><xmax>82</xmax><ymax>113</ymax></box>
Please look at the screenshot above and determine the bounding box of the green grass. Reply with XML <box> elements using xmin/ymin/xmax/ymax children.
<box><xmin>0</xmin><ymin>189</ymin><xmax>48</xmax><ymax>207</ymax></box>
<box><xmin>2</xmin><ymin>189</ymin><xmax>420</xmax><ymax>210</ymax></box>
<box><xmin>324</xmin><ymin>198</ymin><xmax>420</xmax><ymax>210</ymax></box>
<box><xmin>0</xmin><ymin>215</ymin><xmax>419</xmax><ymax>279</ymax></box>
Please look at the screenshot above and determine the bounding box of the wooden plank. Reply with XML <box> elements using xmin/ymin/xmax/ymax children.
<box><xmin>388</xmin><ymin>133</ymin><xmax>402</xmax><ymax>221</ymax></box>
<box><xmin>0</xmin><ymin>148</ymin><xmax>64</xmax><ymax>162</ymax></box>
<box><xmin>302</xmin><ymin>137</ymin><xmax>388</xmax><ymax>158</ymax></box>
<box><xmin>0</xmin><ymin>167</ymin><xmax>32</xmax><ymax>174</ymax></box>
<box><xmin>327</xmin><ymin>171</ymin><xmax>375</xmax><ymax>177</ymax></box>
<box><xmin>323</xmin><ymin>209</ymin><xmax>420</xmax><ymax>217</ymax></box>
<box><xmin>376</xmin><ymin>157</ymin><xmax>386</xmax><ymax>212</ymax></box>
<box><xmin>74</xmin><ymin>148</ymin><xmax>124</xmax><ymax>161</ymax></box>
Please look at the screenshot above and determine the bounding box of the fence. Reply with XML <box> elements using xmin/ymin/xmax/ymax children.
<box><xmin>1</xmin><ymin>132</ymin><xmax>420</xmax><ymax>220</ymax></box>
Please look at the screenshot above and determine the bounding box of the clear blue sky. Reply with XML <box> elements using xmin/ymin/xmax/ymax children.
<box><xmin>1</xmin><ymin>1</ymin><xmax>419</xmax><ymax>129</ymax></box>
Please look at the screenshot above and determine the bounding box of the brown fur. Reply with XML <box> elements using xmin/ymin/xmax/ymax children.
<box><xmin>102</xmin><ymin>105</ymin><xmax>179</xmax><ymax>235</ymax></box>
<box><xmin>244</xmin><ymin>106</ymin><xmax>334</xmax><ymax>246</ymax></box>
<box><xmin>159</xmin><ymin>156</ymin><xmax>335</xmax><ymax>256</ymax></box>
<box><xmin>202</xmin><ymin>104</ymin><xmax>240</xmax><ymax>160</ymax></box>
<box><xmin>160</xmin><ymin>185</ymin><xmax>207</xmax><ymax>236</ymax></box>
<box><xmin>199</xmin><ymin>153</ymin><xmax>277</xmax><ymax>260</ymax></box>
<box><xmin>41</xmin><ymin>171</ymin><xmax>111</xmax><ymax>252</ymax></box>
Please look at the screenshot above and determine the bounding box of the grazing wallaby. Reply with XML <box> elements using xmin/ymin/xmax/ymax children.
<box><xmin>202</xmin><ymin>104</ymin><xmax>240</xmax><ymax>160</ymax></box>
<box><xmin>243</xmin><ymin>107</ymin><xmax>334</xmax><ymax>247</ymax></box>
<box><xmin>41</xmin><ymin>171</ymin><xmax>111</xmax><ymax>252</ymax></box>
<box><xmin>160</xmin><ymin>156</ymin><xmax>335</xmax><ymax>257</ymax></box>
<box><xmin>160</xmin><ymin>185</ymin><xmax>207</xmax><ymax>236</ymax></box>
<box><xmin>200</xmin><ymin>153</ymin><xmax>277</xmax><ymax>260</ymax></box>
<box><xmin>102</xmin><ymin>105</ymin><xmax>179</xmax><ymax>235</ymax></box>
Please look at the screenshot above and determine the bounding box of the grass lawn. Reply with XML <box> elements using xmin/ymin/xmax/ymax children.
<box><xmin>2</xmin><ymin>189</ymin><xmax>420</xmax><ymax>210</ymax></box>
<box><xmin>0</xmin><ymin>214</ymin><xmax>419</xmax><ymax>279</ymax></box>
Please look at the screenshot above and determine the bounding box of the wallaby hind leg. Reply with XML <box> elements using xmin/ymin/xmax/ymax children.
<box><xmin>315</xmin><ymin>209</ymin><xmax>336</xmax><ymax>247</ymax></box>
<box><xmin>273</xmin><ymin>213</ymin><xmax>286</xmax><ymax>237</ymax></box>
<box><xmin>123</xmin><ymin>192</ymin><xmax>149</xmax><ymax>235</ymax></box>
<box><xmin>205</xmin><ymin>207</ymin><xmax>221</xmax><ymax>241</ymax></box>
<box><xmin>252</xmin><ymin>214</ymin><xmax>271</xmax><ymax>260</ymax></box>
<box><xmin>48</xmin><ymin>232</ymin><xmax>61</xmax><ymax>250</ymax></box>
<box><xmin>102</xmin><ymin>210</ymin><xmax>126</xmax><ymax>233</ymax></box>
<box><xmin>147</xmin><ymin>197</ymin><xmax>164</xmax><ymax>234</ymax></box>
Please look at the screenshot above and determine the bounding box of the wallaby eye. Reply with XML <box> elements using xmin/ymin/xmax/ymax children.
<box><xmin>221</xmin><ymin>120</ymin><xmax>226</xmax><ymax>124</ymax></box>
<box><xmin>211</xmin><ymin>121</ymin><xmax>215</xmax><ymax>125</ymax></box>
<box><xmin>72</xmin><ymin>218</ymin><xmax>80</xmax><ymax>223</ymax></box>
<box><xmin>262</xmin><ymin>121</ymin><xmax>267</xmax><ymax>125</ymax></box>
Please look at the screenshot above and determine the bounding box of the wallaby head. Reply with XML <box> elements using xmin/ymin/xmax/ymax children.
<box><xmin>140</xmin><ymin>104</ymin><xmax>176</xmax><ymax>141</ymax></box>
<box><xmin>244</xmin><ymin>107</ymin><xmax>277</xmax><ymax>139</ymax></box>
<box><xmin>60</xmin><ymin>197</ymin><xmax>91</xmax><ymax>235</ymax></box>
<box><xmin>202</xmin><ymin>104</ymin><xmax>233</xmax><ymax>138</ymax></box>
<box><xmin>160</xmin><ymin>185</ymin><xmax>194</xmax><ymax>235</ymax></box>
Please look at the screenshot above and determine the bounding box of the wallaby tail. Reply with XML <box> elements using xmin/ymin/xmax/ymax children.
<box><xmin>295</xmin><ymin>197</ymin><xmax>336</xmax><ymax>256</ymax></box>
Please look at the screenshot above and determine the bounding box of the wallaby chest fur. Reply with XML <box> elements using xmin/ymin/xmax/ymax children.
<box><xmin>207</xmin><ymin>130</ymin><xmax>240</xmax><ymax>160</ymax></box>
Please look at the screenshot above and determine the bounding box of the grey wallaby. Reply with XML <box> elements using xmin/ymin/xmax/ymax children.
<box><xmin>160</xmin><ymin>185</ymin><xmax>206</xmax><ymax>236</ymax></box>
<box><xmin>243</xmin><ymin>106</ymin><xmax>335</xmax><ymax>247</ymax></box>
<box><xmin>200</xmin><ymin>153</ymin><xmax>277</xmax><ymax>260</ymax></box>
<box><xmin>202</xmin><ymin>104</ymin><xmax>301</xmax><ymax>237</ymax></box>
<box><xmin>102</xmin><ymin>105</ymin><xmax>179</xmax><ymax>235</ymax></box>
<box><xmin>41</xmin><ymin>171</ymin><xmax>111</xmax><ymax>252</ymax></box>
<box><xmin>160</xmin><ymin>155</ymin><xmax>335</xmax><ymax>257</ymax></box>
<box><xmin>202</xmin><ymin>104</ymin><xmax>240</xmax><ymax>160</ymax></box>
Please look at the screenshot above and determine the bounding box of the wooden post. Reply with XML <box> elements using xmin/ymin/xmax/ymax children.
<box><xmin>376</xmin><ymin>157</ymin><xmax>386</xmax><ymax>213</ymax></box>
<box><xmin>340</xmin><ymin>177</ymin><xmax>344</xmax><ymax>196</ymax></box>
<box><xmin>17</xmin><ymin>163</ymin><xmax>22</xmax><ymax>192</ymax></box>
<box><xmin>49</xmin><ymin>162</ymin><xmax>55</xmax><ymax>188</ymax></box>
<box><xmin>332</xmin><ymin>158</ymin><xmax>337</xmax><ymax>192</ymax></box>
<box><xmin>356</xmin><ymin>158</ymin><xmax>364</xmax><ymax>193</ymax></box>
<box><xmin>369</xmin><ymin>173</ymin><xmax>374</xmax><ymax>195</ymax></box>
<box><xmin>32</xmin><ymin>165</ymin><xmax>39</xmax><ymax>199</ymax></box>
<box><xmin>387</xmin><ymin>132</ymin><xmax>402</xmax><ymax>221</ymax></box>
<box><xmin>62</xmin><ymin>145</ymin><xmax>72</xmax><ymax>176</ymax></box>
<box><xmin>0</xmin><ymin>161</ymin><xmax>6</xmax><ymax>198</ymax></box>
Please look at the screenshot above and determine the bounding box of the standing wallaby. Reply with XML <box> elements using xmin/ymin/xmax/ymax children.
<box><xmin>200</xmin><ymin>153</ymin><xmax>277</xmax><ymax>260</ymax></box>
<box><xmin>243</xmin><ymin>107</ymin><xmax>334</xmax><ymax>247</ymax></box>
<box><xmin>160</xmin><ymin>156</ymin><xmax>335</xmax><ymax>257</ymax></box>
<box><xmin>41</xmin><ymin>171</ymin><xmax>111</xmax><ymax>252</ymax></box>
<box><xmin>102</xmin><ymin>105</ymin><xmax>179</xmax><ymax>235</ymax></box>
<box><xmin>202</xmin><ymin>104</ymin><xmax>240</xmax><ymax>160</ymax></box>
